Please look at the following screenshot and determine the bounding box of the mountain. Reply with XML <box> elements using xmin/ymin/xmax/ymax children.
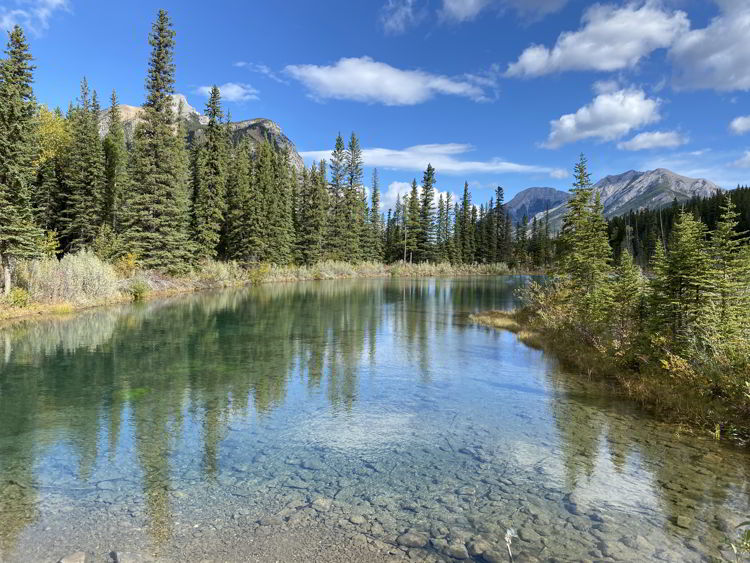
<box><xmin>505</xmin><ymin>187</ymin><xmax>571</xmax><ymax>223</ymax></box>
<box><xmin>97</xmin><ymin>94</ymin><xmax>304</xmax><ymax>171</ymax></box>
<box><xmin>533</xmin><ymin>168</ymin><xmax>722</xmax><ymax>232</ymax></box>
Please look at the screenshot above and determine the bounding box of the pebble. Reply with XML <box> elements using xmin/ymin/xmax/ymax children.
<box><xmin>350</xmin><ymin>515</ymin><xmax>366</xmax><ymax>525</ymax></box>
<box><xmin>312</xmin><ymin>497</ymin><xmax>332</xmax><ymax>512</ymax></box>
<box><xmin>58</xmin><ymin>553</ymin><xmax>87</xmax><ymax>563</ymax></box>
<box><xmin>443</xmin><ymin>542</ymin><xmax>469</xmax><ymax>560</ymax></box>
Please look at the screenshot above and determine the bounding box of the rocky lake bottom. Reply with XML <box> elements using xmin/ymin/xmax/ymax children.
<box><xmin>0</xmin><ymin>277</ymin><xmax>748</xmax><ymax>562</ymax></box>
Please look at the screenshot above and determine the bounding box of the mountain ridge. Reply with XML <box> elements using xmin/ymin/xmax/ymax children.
<box><xmin>532</xmin><ymin>168</ymin><xmax>722</xmax><ymax>232</ymax></box>
<box><xmin>97</xmin><ymin>94</ymin><xmax>304</xmax><ymax>172</ymax></box>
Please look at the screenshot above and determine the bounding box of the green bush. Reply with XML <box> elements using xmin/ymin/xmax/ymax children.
<box><xmin>5</xmin><ymin>287</ymin><xmax>30</xmax><ymax>308</ymax></box>
<box><xmin>128</xmin><ymin>278</ymin><xmax>150</xmax><ymax>301</ymax></box>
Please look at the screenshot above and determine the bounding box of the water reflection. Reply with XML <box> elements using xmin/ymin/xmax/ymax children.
<box><xmin>0</xmin><ymin>276</ymin><xmax>747</xmax><ymax>561</ymax></box>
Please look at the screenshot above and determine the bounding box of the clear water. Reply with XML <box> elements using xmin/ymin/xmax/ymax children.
<box><xmin>0</xmin><ymin>277</ymin><xmax>748</xmax><ymax>562</ymax></box>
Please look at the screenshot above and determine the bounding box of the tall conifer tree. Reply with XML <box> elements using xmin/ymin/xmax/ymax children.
<box><xmin>0</xmin><ymin>25</ymin><xmax>42</xmax><ymax>294</ymax></box>
<box><xmin>122</xmin><ymin>10</ymin><xmax>191</xmax><ymax>272</ymax></box>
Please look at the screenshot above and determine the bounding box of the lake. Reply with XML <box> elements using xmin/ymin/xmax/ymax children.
<box><xmin>0</xmin><ymin>277</ymin><xmax>747</xmax><ymax>562</ymax></box>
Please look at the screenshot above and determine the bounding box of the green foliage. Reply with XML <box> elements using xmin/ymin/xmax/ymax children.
<box><xmin>102</xmin><ymin>89</ymin><xmax>128</xmax><ymax>230</ymax></box>
<box><xmin>5</xmin><ymin>287</ymin><xmax>30</xmax><ymax>308</ymax></box>
<box><xmin>0</xmin><ymin>25</ymin><xmax>43</xmax><ymax>295</ymax></box>
<box><xmin>191</xmin><ymin>85</ymin><xmax>226</xmax><ymax>260</ymax></box>
<box><xmin>121</xmin><ymin>10</ymin><xmax>192</xmax><ymax>273</ymax></box>
<box><xmin>128</xmin><ymin>278</ymin><xmax>149</xmax><ymax>301</ymax></box>
<box><xmin>92</xmin><ymin>224</ymin><xmax>121</xmax><ymax>262</ymax></box>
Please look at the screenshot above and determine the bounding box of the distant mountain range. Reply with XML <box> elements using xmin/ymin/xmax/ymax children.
<box><xmin>504</xmin><ymin>187</ymin><xmax>571</xmax><ymax>223</ymax></box>
<box><xmin>97</xmin><ymin>94</ymin><xmax>304</xmax><ymax>171</ymax></box>
<box><xmin>520</xmin><ymin>168</ymin><xmax>722</xmax><ymax>231</ymax></box>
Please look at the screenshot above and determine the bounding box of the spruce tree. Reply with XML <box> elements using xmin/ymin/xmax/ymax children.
<box><xmin>344</xmin><ymin>132</ymin><xmax>364</xmax><ymax>262</ymax></box>
<box><xmin>460</xmin><ymin>182</ymin><xmax>473</xmax><ymax>263</ymax></box>
<box><xmin>0</xmin><ymin>25</ymin><xmax>42</xmax><ymax>294</ymax></box>
<box><xmin>326</xmin><ymin>134</ymin><xmax>347</xmax><ymax>261</ymax></box>
<box><xmin>224</xmin><ymin>139</ymin><xmax>253</xmax><ymax>261</ymax></box>
<box><xmin>404</xmin><ymin>180</ymin><xmax>421</xmax><ymax>262</ymax></box>
<box><xmin>369</xmin><ymin>168</ymin><xmax>383</xmax><ymax>262</ymax></box>
<box><xmin>122</xmin><ymin>9</ymin><xmax>192</xmax><ymax>272</ymax></box>
<box><xmin>418</xmin><ymin>164</ymin><xmax>436</xmax><ymax>263</ymax></box>
<box><xmin>267</xmin><ymin>148</ymin><xmax>294</xmax><ymax>264</ymax></box>
<box><xmin>103</xmin><ymin>89</ymin><xmax>128</xmax><ymax>231</ymax></box>
<box><xmin>192</xmin><ymin>85</ymin><xmax>227</xmax><ymax>260</ymax></box>
<box><xmin>708</xmin><ymin>195</ymin><xmax>750</xmax><ymax>343</ymax></box>
<box><xmin>62</xmin><ymin>78</ymin><xmax>106</xmax><ymax>250</ymax></box>
<box><xmin>298</xmin><ymin>162</ymin><xmax>328</xmax><ymax>265</ymax></box>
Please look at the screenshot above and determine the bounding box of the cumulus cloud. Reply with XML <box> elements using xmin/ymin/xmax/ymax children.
<box><xmin>669</xmin><ymin>0</ymin><xmax>750</xmax><ymax>91</ymax></box>
<box><xmin>543</xmin><ymin>88</ymin><xmax>661</xmax><ymax>149</ymax></box>
<box><xmin>730</xmin><ymin>116</ymin><xmax>750</xmax><ymax>135</ymax></box>
<box><xmin>506</xmin><ymin>2</ymin><xmax>689</xmax><ymax>77</ymax></box>
<box><xmin>733</xmin><ymin>151</ymin><xmax>750</xmax><ymax>168</ymax></box>
<box><xmin>195</xmin><ymin>83</ymin><xmax>259</xmax><ymax>102</ymax></box>
<box><xmin>1</xmin><ymin>0</ymin><xmax>68</xmax><ymax>33</ymax></box>
<box><xmin>301</xmin><ymin>143</ymin><xmax>566</xmax><ymax>178</ymax></box>
<box><xmin>380</xmin><ymin>0</ymin><xmax>424</xmax><ymax>33</ymax></box>
<box><xmin>285</xmin><ymin>57</ymin><xmax>489</xmax><ymax>105</ymax></box>
<box><xmin>617</xmin><ymin>130</ymin><xmax>688</xmax><ymax>151</ymax></box>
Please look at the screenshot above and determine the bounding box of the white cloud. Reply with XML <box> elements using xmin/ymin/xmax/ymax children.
<box><xmin>506</xmin><ymin>2</ymin><xmax>689</xmax><ymax>77</ymax></box>
<box><xmin>1</xmin><ymin>0</ymin><xmax>68</xmax><ymax>33</ymax></box>
<box><xmin>301</xmin><ymin>143</ymin><xmax>566</xmax><ymax>178</ymax></box>
<box><xmin>380</xmin><ymin>0</ymin><xmax>423</xmax><ymax>33</ymax></box>
<box><xmin>733</xmin><ymin>151</ymin><xmax>750</xmax><ymax>168</ymax></box>
<box><xmin>285</xmin><ymin>57</ymin><xmax>489</xmax><ymax>105</ymax></box>
<box><xmin>544</xmin><ymin>88</ymin><xmax>661</xmax><ymax>149</ymax></box>
<box><xmin>669</xmin><ymin>0</ymin><xmax>750</xmax><ymax>91</ymax></box>
<box><xmin>195</xmin><ymin>83</ymin><xmax>259</xmax><ymax>102</ymax></box>
<box><xmin>730</xmin><ymin>116</ymin><xmax>750</xmax><ymax>135</ymax></box>
<box><xmin>382</xmin><ymin>180</ymin><xmax>457</xmax><ymax>212</ymax></box>
<box><xmin>440</xmin><ymin>0</ymin><xmax>492</xmax><ymax>22</ymax></box>
<box><xmin>617</xmin><ymin>130</ymin><xmax>688</xmax><ymax>151</ymax></box>
<box><xmin>234</xmin><ymin>61</ymin><xmax>287</xmax><ymax>84</ymax></box>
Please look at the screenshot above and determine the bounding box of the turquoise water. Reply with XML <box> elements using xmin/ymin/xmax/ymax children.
<box><xmin>0</xmin><ymin>277</ymin><xmax>748</xmax><ymax>562</ymax></box>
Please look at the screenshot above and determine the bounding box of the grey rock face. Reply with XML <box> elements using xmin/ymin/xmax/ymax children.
<box><xmin>532</xmin><ymin>168</ymin><xmax>722</xmax><ymax>232</ymax></box>
<box><xmin>505</xmin><ymin>187</ymin><xmax>571</xmax><ymax>223</ymax></box>
<box><xmin>97</xmin><ymin>94</ymin><xmax>304</xmax><ymax>172</ymax></box>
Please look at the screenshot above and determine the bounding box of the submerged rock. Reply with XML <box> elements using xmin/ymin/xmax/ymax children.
<box><xmin>58</xmin><ymin>553</ymin><xmax>87</xmax><ymax>563</ymax></box>
<box><xmin>397</xmin><ymin>532</ymin><xmax>428</xmax><ymax>548</ymax></box>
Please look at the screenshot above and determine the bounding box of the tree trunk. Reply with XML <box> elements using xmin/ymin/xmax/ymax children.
<box><xmin>2</xmin><ymin>254</ymin><xmax>11</xmax><ymax>296</ymax></box>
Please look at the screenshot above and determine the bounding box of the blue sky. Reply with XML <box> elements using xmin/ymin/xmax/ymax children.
<box><xmin>2</xmin><ymin>0</ymin><xmax>749</xmax><ymax>209</ymax></box>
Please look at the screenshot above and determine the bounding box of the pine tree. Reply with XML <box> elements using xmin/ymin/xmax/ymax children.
<box><xmin>326</xmin><ymin>133</ymin><xmax>347</xmax><ymax>261</ymax></box>
<box><xmin>192</xmin><ymin>85</ymin><xmax>226</xmax><ymax>260</ymax></box>
<box><xmin>34</xmin><ymin>105</ymin><xmax>70</xmax><ymax>233</ymax></box>
<box><xmin>368</xmin><ymin>168</ymin><xmax>383</xmax><ymax>262</ymax></box>
<box><xmin>445</xmin><ymin>192</ymin><xmax>456</xmax><ymax>264</ymax></box>
<box><xmin>267</xmin><ymin>148</ymin><xmax>294</xmax><ymax>264</ymax></box>
<box><xmin>436</xmin><ymin>193</ymin><xmax>446</xmax><ymax>262</ymax></box>
<box><xmin>62</xmin><ymin>78</ymin><xmax>106</xmax><ymax>250</ymax></box>
<box><xmin>249</xmin><ymin>139</ymin><xmax>273</xmax><ymax>261</ymax></box>
<box><xmin>344</xmin><ymin>132</ymin><xmax>364</xmax><ymax>262</ymax></box>
<box><xmin>460</xmin><ymin>182</ymin><xmax>474</xmax><ymax>263</ymax></box>
<box><xmin>708</xmin><ymin>195</ymin><xmax>750</xmax><ymax>343</ymax></box>
<box><xmin>418</xmin><ymin>164</ymin><xmax>436</xmax><ymax>263</ymax></box>
<box><xmin>0</xmin><ymin>25</ymin><xmax>42</xmax><ymax>294</ymax></box>
<box><xmin>611</xmin><ymin>251</ymin><xmax>646</xmax><ymax>343</ymax></box>
<box><xmin>103</xmin><ymin>89</ymin><xmax>128</xmax><ymax>231</ymax></box>
<box><xmin>224</xmin><ymin>139</ymin><xmax>252</xmax><ymax>261</ymax></box>
<box><xmin>122</xmin><ymin>10</ymin><xmax>192</xmax><ymax>272</ymax></box>
<box><xmin>649</xmin><ymin>209</ymin><xmax>711</xmax><ymax>348</ymax></box>
<box><xmin>404</xmin><ymin>180</ymin><xmax>421</xmax><ymax>262</ymax></box>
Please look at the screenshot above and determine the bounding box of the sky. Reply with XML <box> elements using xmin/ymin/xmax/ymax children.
<box><xmin>2</xmin><ymin>0</ymin><xmax>750</xmax><ymax>209</ymax></box>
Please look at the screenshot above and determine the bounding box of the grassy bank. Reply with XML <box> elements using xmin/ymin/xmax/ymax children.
<box><xmin>1</xmin><ymin>253</ymin><xmax>514</xmax><ymax>324</ymax></box>
<box><xmin>471</xmin><ymin>309</ymin><xmax>750</xmax><ymax>443</ymax></box>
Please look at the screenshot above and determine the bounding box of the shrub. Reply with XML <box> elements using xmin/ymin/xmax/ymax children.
<box><xmin>128</xmin><ymin>278</ymin><xmax>150</xmax><ymax>301</ymax></box>
<box><xmin>114</xmin><ymin>252</ymin><xmax>139</xmax><ymax>278</ymax></box>
<box><xmin>196</xmin><ymin>260</ymin><xmax>247</xmax><ymax>287</ymax></box>
<box><xmin>92</xmin><ymin>225</ymin><xmax>121</xmax><ymax>262</ymax></box>
<box><xmin>24</xmin><ymin>250</ymin><xmax>120</xmax><ymax>305</ymax></box>
<box><xmin>5</xmin><ymin>287</ymin><xmax>30</xmax><ymax>308</ymax></box>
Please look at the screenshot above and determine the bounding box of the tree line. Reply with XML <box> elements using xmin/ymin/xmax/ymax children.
<box><xmin>0</xmin><ymin>10</ymin><xmax>547</xmax><ymax>297</ymax></box>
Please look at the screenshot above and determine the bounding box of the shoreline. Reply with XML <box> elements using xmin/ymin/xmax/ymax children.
<box><xmin>470</xmin><ymin>310</ymin><xmax>750</xmax><ymax>446</ymax></box>
<box><xmin>0</xmin><ymin>263</ymin><xmax>535</xmax><ymax>328</ymax></box>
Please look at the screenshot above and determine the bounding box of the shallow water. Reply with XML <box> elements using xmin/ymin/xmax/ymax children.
<box><xmin>0</xmin><ymin>276</ymin><xmax>748</xmax><ymax>562</ymax></box>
